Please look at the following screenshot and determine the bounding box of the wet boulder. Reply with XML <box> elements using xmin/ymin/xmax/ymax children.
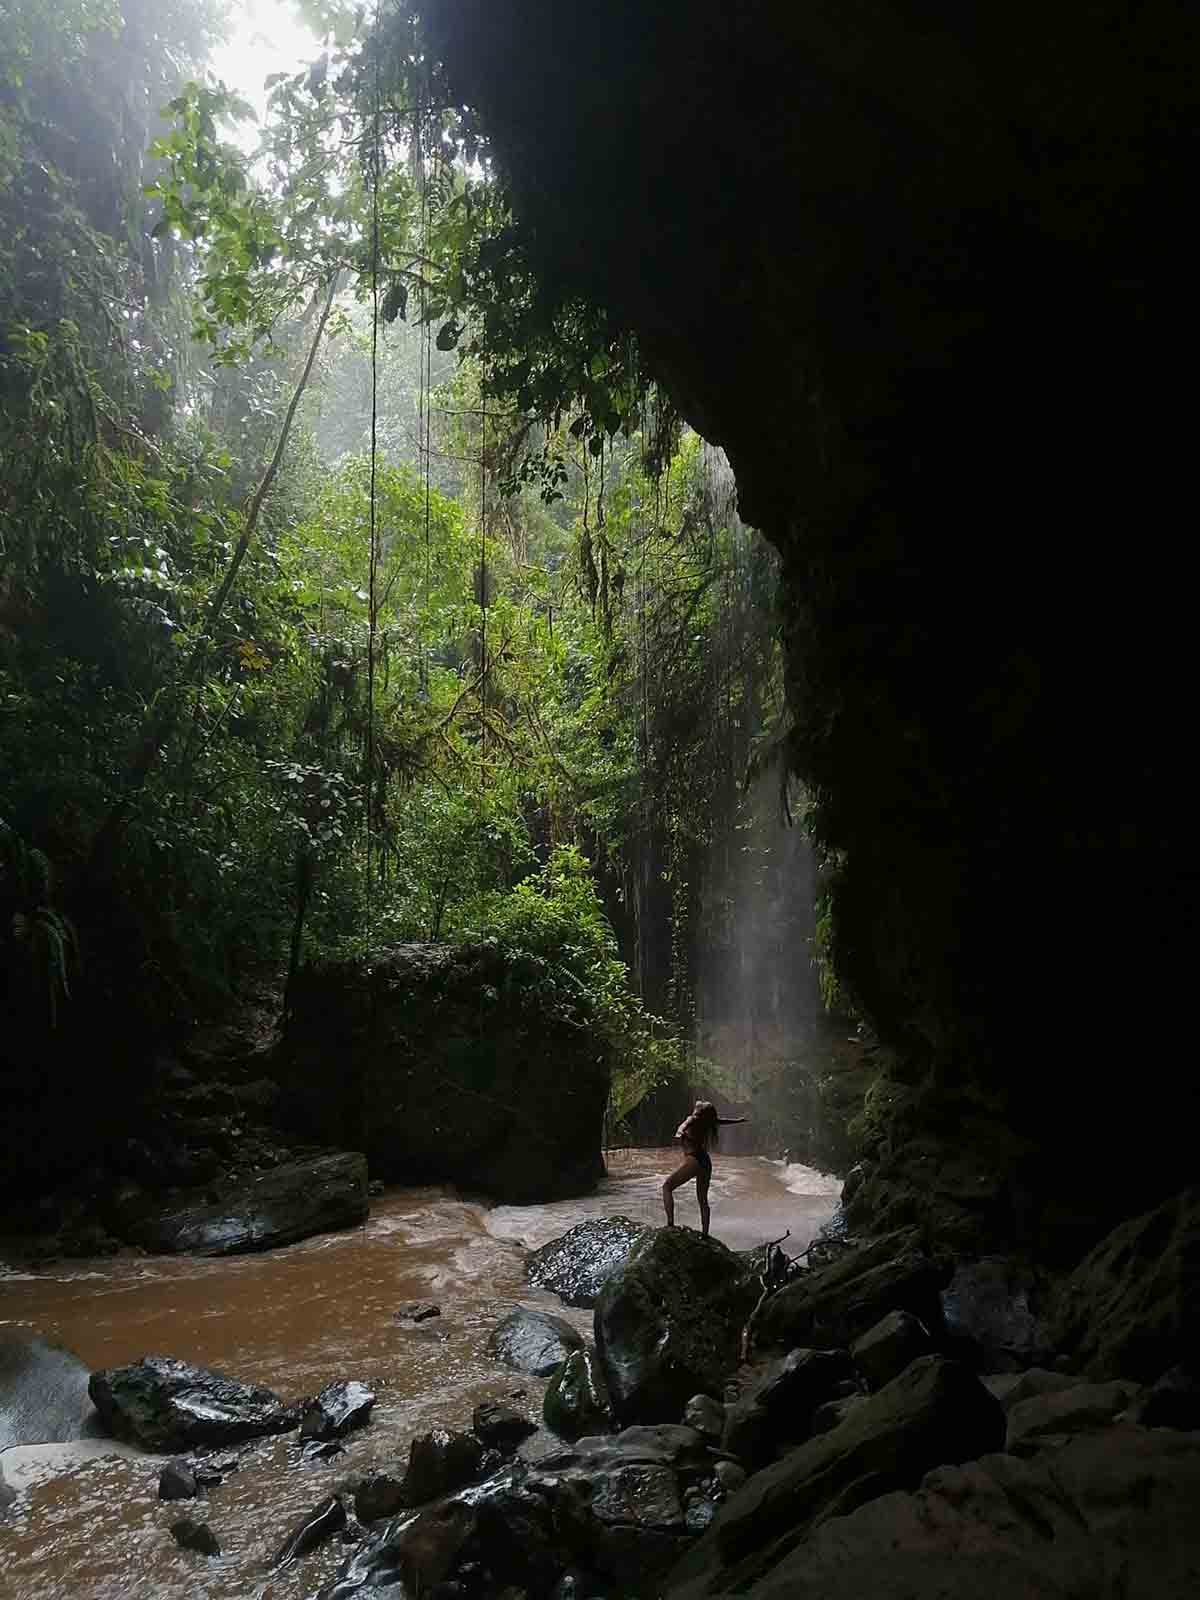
<box><xmin>157</xmin><ymin>1460</ymin><xmax>198</xmax><ymax>1501</ymax></box>
<box><xmin>353</xmin><ymin>1468</ymin><xmax>407</xmax><ymax>1524</ymax></box>
<box><xmin>317</xmin><ymin>1495</ymin><xmax>494</xmax><ymax>1598</ymax></box>
<box><xmin>1006</xmin><ymin>1379</ymin><xmax>1140</xmax><ymax>1456</ymax></box>
<box><xmin>753</xmin><ymin>1227</ymin><xmax>946</xmax><ymax>1354</ymax></box>
<box><xmin>543</xmin><ymin>1348</ymin><xmax>613</xmax><ymax>1440</ymax></box>
<box><xmin>170</xmin><ymin>1518</ymin><xmax>221</xmax><ymax>1557</ymax></box>
<box><xmin>299</xmin><ymin>1380</ymin><xmax>376</xmax><ymax>1443</ymax></box>
<box><xmin>0</xmin><ymin>1462</ymin><xmax>15</xmax><ymax>1511</ymax></box>
<box><xmin>114</xmin><ymin>1152</ymin><xmax>368</xmax><ymax>1256</ymax></box>
<box><xmin>394</xmin><ymin>1301</ymin><xmax>440</xmax><ymax>1323</ymax></box>
<box><xmin>473</xmin><ymin>1400</ymin><xmax>538</xmax><ymax>1452</ymax></box>
<box><xmin>0</xmin><ymin>1330</ymin><xmax>102</xmax><ymax>1448</ymax></box>
<box><xmin>1050</xmin><ymin>1186</ymin><xmax>1200</xmax><ymax>1381</ymax></box>
<box><xmin>488</xmin><ymin>1309</ymin><xmax>584</xmax><ymax>1377</ymax></box>
<box><xmin>664</xmin><ymin>1427</ymin><xmax>1200</xmax><ymax>1599</ymax></box>
<box><xmin>400</xmin><ymin>1428</ymin><xmax>486</xmax><ymax>1506</ymax></box>
<box><xmin>940</xmin><ymin>1255</ymin><xmax>1054</xmax><ymax>1372</ymax></box>
<box><xmin>722</xmin><ymin>1347</ymin><xmax>855</xmax><ymax>1469</ymax></box>
<box><xmin>851</xmin><ymin>1309</ymin><xmax>932</xmax><ymax>1390</ymax></box>
<box><xmin>682</xmin><ymin>1394</ymin><xmax>724</xmax><ymax>1441</ymax></box>
<box><xmin>534</xmin><ymin>1425</ymin><xmax>710</xmax><ymax>1586</ymax></box>
<box><xmin>273</xmin><ymin>1494</ymin><xmax>348</xmax><ymax>1566</ymax></box>
<box><xmin>1138</xmin><ymin>1363</ymin><xmax>1200</xmax><ymax>1430</ymax></box>
<box><xmin>594</xmin><ymin>1228</ymin><xmax>757</xmax><ymax>1423</ymax></box>
<box><xmin>527</xmin><ymin>1217</ymin><xmax>654</xmax><ymax>1309</ymax></box>
<box><xmin>668</xmin><ymin>1356</ymin><xmax>1005</xmax><ymax>1596</ymax></box>
<box><xmin>88</xmin><ymin>1356</ymin><xmax>294</xmax><ymax>1451</ymax></box>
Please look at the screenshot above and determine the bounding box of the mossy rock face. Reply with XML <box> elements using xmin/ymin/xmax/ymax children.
<box><xmin>594</xmin><ymin>1228</ymin><xmax>757</xmax><ymax>1424</ymax></box>
<box><xmin>543</xmin><ymin>1347</ymin><xmax>612</xmax><ymax>1440</ymax></box>
<box><xmin>277</xmin><ymin>943</ymin><xmax>611</xmax><ymax>1204</ymax></box>
<box><xmin>1050</xmin><ymin>1187</ymin><xmax>1200</xmax><ymax>1382</ymax></box>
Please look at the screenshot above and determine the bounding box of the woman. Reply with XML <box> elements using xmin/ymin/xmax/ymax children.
<box><xmin>662</xmin><ymin>1100</ymin><xmax>746</xmax><ymax>1237</ymax></box>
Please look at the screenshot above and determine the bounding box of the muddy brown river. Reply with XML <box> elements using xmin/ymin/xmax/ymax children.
<box><xmin>0</xmin><ymin>1151</ymin><xmax>839</xmax><ymax>1600</ymax></box>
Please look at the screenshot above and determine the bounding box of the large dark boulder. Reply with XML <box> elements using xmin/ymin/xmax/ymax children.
<box><xmin>940</xmin><ymin>1255</ymin><xmax>1054</xmax><ymax>1373</ymax></box>
<box><xmin>722</xmin><ymin>1348</ymin><xmax>855</xmax><ymax>1470</ymax></box>
<box><xmin>668</xmin><ymin>1355</ymin><xmax>1005</xmax><ymax>1596</ymax></box>
<box><xmin>88</xmin><ymin>1356</ymin><xmax>295</xmax><ymax>1451</ymax></box>
<box><xmin>527</xmin><ymin>1216</ymin><xmax>654</xmax><ymax>1308</ymax></box>
<box><xmin>399</xmin><ymin>1428</ymin><xmax>486</xmax><ymax>1505</ymax></box>
<box><xmin>544</xmin><ymin>1347</ymin><xmax>613</xmax><ymax>1440</ymax></box>
<box><xmin>277</xmin><ymin>943</ymin><xmax>610</xmax><ymax>1202</ymax></box>
<box><xmin>115</xmin><ymin>1152</ymin><xmax>368</xmax><ymax>1255</ymax></box>
<box><xmin>753</xmin><ymin>1228</ymin><xmax>946</xmax><ymax>1354</ymax></box>
<box><xmin>488</xmin><ymin>1308</ymin><xmax>584</xmax><ymax>1377</ymax></box>
<box><xmin>595</xmin><ymin>1227</ymin><xmax>757</xmax><ymax>1424</ymax></box>
<box><xmin>1050</xmin><ymin>1187</ymin><xmax>1200</xmax><ymax>1381</ymax></box>
<box><xmin>665</xmin><ymin>1428</ymin><xmax>1200</xmax><ymax>1599</ymax></box>
<box><xmin>0</xmin><ymin>1330</ymin><xmax>102</xmax><ymax>1447</ymax></box>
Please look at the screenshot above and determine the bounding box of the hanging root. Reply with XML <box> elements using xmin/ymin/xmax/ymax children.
<box><xmin>740</xmin><ymin>1230</ymin><xmax>793</xmax><ymax>1363</ymax></box>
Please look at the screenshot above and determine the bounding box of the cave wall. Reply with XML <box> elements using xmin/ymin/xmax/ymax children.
<box><xmin>423</xmin><ymin>1</ymin><xmax>1197</xmax><ymax>1237</ymax></box>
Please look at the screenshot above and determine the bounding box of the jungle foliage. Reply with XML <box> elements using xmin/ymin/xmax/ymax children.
<box><xmin>0</xmin><ymin>0</ymin><xmax>808</xmax><ymax>1138</ymax></box>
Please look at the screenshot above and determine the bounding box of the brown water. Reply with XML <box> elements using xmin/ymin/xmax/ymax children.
<box><xmin>0</xmin><ymin>1151</ymin><xmax>838</xmax><ymax>1600</ymax></box>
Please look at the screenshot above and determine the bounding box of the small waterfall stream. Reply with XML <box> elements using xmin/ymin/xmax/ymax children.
<box><xmin>0</xmin><ymin>1151</ymin><xmax>838</xmax><ymax>1600</ymax></box>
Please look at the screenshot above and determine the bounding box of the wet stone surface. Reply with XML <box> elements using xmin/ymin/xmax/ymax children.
<box><xmin>526</xmin><ymin>1217</ymin><xmax>654</xmax><ymax>1309</ymax></box>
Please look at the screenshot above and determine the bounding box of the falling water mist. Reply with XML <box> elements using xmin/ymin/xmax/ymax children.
<box><xmin>689</xmin><ymin>449</ymin><xmax>858</xmax><ymax>1176</ymax></box>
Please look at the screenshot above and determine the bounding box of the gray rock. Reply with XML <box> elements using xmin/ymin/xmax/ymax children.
<box><xmin>810</xmin><ymin>1395</ymin><xmax>865</xmax><ymax>1435</ymax></box>
<box><xmin>353</xmin><ymin>1468</ymin><xmax>407</xmax><ymax>1523</ymax></box>
<box><xmin>685</xmin><ymin>1499</ymin><xmax>716</xmax><ymax>1534</ymax></box>
<box><xmin>170</xmin><ymin>1518</ymin><xmax>221</xmax><ymax>1557</ymax></box>
<box><xmin>544</xmin><ymin>1348</ymin><xmax>612</xmax><ymax>1440</ymax></box>
<box><xmin>400</xmin><ymin>1428</ymin><xmax>485</xmax><ymax>1506</ymax></box>
<box><xmin>157</xmin><ymin>1459</ymin><xmax>198</xmax><ymax>1501</ymax></box>
<box><xmin>489</xmin><ymin>1309</ymin><xmax>584</xmax><ymax>1377</ymax></box>
<box><xmin>1139</xmin><ymin>1363</ymin><xmax>1200</xmax><ymax>1430</ymax></box>
<box><xmin>683</xmin><ymin>1394</ymin><xmax>725</xmax><ymax>1439</ymax></box>
<box><xmin>473</xmin><ymin>1400</ymin><xmax>537</xmax><ymax>1451</ymax></box>
<box><xmin>89</xmin><ymin>1356</ymin><xmax>294</xmax><ymax>1451</ymax></box>
<box><xmin>1050</xmin><ymin>1186</ymin><xmax>1200</xmax><ymax>1381</ymax></box>
<box><xmin>303</xmin><ymin>1438</ymin><xmax>346</xmax><ymax>1463</ymax></box>
<box><xmin>0</xmin><ymin>1329</ymin><xmax>101</xmax><ymax>1448</ymax></box>
<box><xmin>989</xmin><ymin>1365</ymin><xmax>1081</xmax><ymax>1411</ymax></box>
<box><xmin>299</xmin><ymin>1380</ymin><xmax>376</xmax><ymax>1442</ymax></box>
<box><xmin>594</xmin><ymin>1228</ymin><xmax>757</xmax><ymax>1423</ymax></box>
<box><xmin>941</xmin><ymin>1256</ymin><xmax>1054</xmax><ymax>1372</ymax></box>
<box><xmin>273</xmin><ymin>1493</ymin><xmax>347</xmax><ymax>1565</ymax></box>
<box><xmin>1006</xmin><ymin>1379</ymin><xmax>1141</xmax><ymax>1455</ymax></box>
<box><xmin>713</xmin><ymin>1459</ymin><xmax>745</xmax><ymax>1493</ymax></box>
<box><xmin>669</xmin><ymin>1356</ymin><xmax>1005</xmax><ymax>1595</ymax></box>
<box><xmin>114</xmin><ymin>1152</ymin><xmax>369</xmax><ymax>1256</ymax></box>
<box><xmin>723</xmin><ymin>1347</ymin><xmax>855</xmax><ymax>1469</ymax></box>
<box><xmin>0</xmin><ymin>1462</ymin><xmax>15</xmax><ymax>1511</ymax></box>
<box><xmin>664</xmin><ymin>1427</ymin><xmax>1200</xmax><ymax>1599</ymax></box>
<box><xmin>395</xmin><ymin>1301</ymin><xmax>441</xmax><ymax>1323</ymax></box>
<box><xmin>527</xmin><ymin>1217</ymin><xmax>654</xmax><ymax>1309</ymax></box>
<box><xmin>753</xmin><ymin>1228</ymin><xmax>946</xmax><ymax>1354</ymax></box>
<box><xmin>851</xmin><ymin>1309</ymin><xmax>932</xmax><ymax>1390</ymax></box>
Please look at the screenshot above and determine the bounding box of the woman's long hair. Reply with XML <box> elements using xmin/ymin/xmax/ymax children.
<box><xmin>693</xmin><ymin>1101</ymin><xmax>720</xmax><ymax>1147</ymax></box>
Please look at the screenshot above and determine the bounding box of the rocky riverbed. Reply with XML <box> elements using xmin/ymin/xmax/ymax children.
<box><xmin>2</xmin><ymin>1159</ymin><xmax>1197</xmax><ymax>1599</ymax></box>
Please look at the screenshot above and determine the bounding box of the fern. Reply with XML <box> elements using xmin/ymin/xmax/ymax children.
<box><xmin>1</xmin><ymin>820</ymin><xmax>79</xmax><ymax>1027</ymax></box>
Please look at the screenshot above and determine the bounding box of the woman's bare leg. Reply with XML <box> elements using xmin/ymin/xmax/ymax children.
<box><xmin>697</xmin><ymin>1167</ymin><xmax>712</xmax><ymax>1237</ymax></box>
<box><xmin>662</xmin><ymin>1157</ymin><xmax>700</xmax><ymax>1226</ymax></box>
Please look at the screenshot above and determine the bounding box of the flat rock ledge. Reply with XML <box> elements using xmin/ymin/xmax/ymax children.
<box><xmin>115</xmin><ymin>1152</ymin><xmax>369</xmax><ymax>1256</ymax></box>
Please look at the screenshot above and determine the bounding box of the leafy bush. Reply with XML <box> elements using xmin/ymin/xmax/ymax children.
<box><xmin>457</xmin><ymin>845</ymin><xmax>686</xmax><ymax>1119</ymax></box>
